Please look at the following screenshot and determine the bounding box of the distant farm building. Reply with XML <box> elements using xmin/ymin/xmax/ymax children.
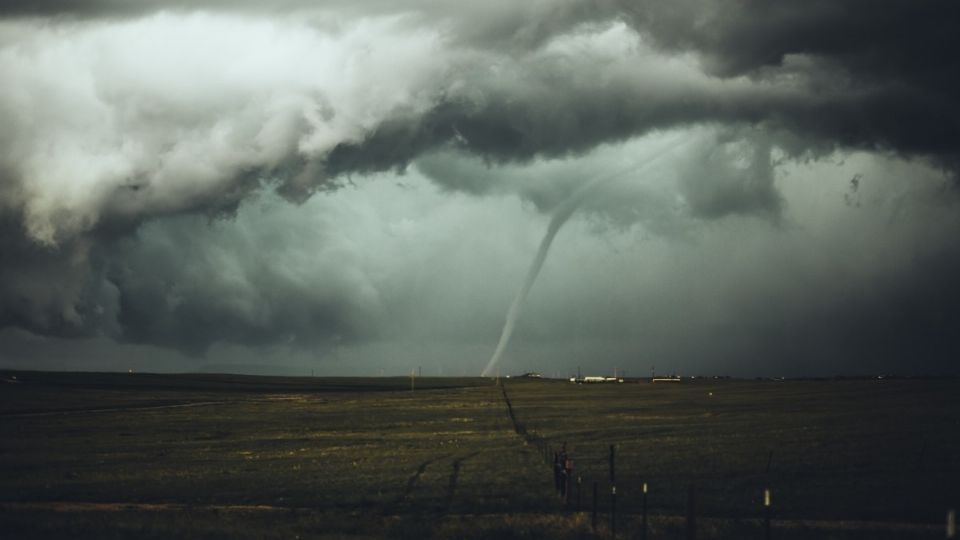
<box><xmin>571</xmin><ymin>376</ymin><xmax>624</xmax><ymax>383</ymax></box>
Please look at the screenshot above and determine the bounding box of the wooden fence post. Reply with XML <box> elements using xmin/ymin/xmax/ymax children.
<box><xmin>641</xmin><ymin>482</ymin><xmax>648</xmax><ymax>540</ymax></box>
<box><xmin>686</xmin><ymin>483</ymin><xmax>697</xmax><ymax>540</ymax></box>
<box><xmin>610</xmin><ymin>444</ymin><xmax>617</xmax><ymax>538</ymax></box>
<box><xmin>764</xmin><ymin>487</ymin><xmax>772</xmax><ymax>540</ymax></box>
<box><xmin>592</xmin><ymin>481</ymin><xmax>598</xmax><ymax>531</ymax></box>
<box><xmin>577</xmin><ymin>475</ymin><xmax>582</xmax><ymax>512</ymax></box>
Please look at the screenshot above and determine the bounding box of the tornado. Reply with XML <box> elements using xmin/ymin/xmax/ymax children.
<box><xmin>480</xmin><ymin>135</ymin><xmax>686</xmax><ymax>377</ymax></box>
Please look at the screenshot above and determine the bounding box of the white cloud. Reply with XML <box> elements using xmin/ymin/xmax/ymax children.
<box><xmin>0</xmin><ymin>13</ymin><xmax>447</xmax><ymax>243</ymax></box>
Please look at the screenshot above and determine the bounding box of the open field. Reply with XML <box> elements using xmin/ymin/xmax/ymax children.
<box><xmin>503</xmin><ymin>378</ymin><xmax>960</xmax><ymax>524</ymax></box>
<box><xmin>1</xmin><ymin>371</ymin><xmax>958</xmax><ymax>538</ymax></box>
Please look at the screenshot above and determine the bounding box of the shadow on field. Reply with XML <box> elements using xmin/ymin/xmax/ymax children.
<box><xmin>0</xmin><ymin>504</ymin><xmax>943</xmax><ymax>540</ymax></box>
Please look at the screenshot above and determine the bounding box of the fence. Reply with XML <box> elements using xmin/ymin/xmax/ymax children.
<box><xmin>498</xmin><ymin>381</ymin><xmax>956</xmax><ymax>539</ymax></box>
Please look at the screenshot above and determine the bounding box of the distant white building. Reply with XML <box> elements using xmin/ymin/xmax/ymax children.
<box><xmin>573</xmin><ymin>376</ymin><xmax>624</xmax><ymax>383</ymax></box>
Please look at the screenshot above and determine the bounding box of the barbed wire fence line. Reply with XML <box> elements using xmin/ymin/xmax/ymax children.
<box><xmin>496</xmin><ymin>380</ymin><xmax>957</xmax><ymax>540</ymax></box>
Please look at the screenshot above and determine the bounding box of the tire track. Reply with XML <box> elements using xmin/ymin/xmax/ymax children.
<box><xmin>1</xmin><ymin>400</ymin><xmax>240</xmax><ymax>418</ymax></box>
<box><xmin>444</xmin><ymin>451</ymin><xmax>480</xmax><ymax>514</ymax></box>
<box><xmin>397</xmin><ymin>454</ymin><xmax>449</xmax><ymax>505</ymax></box>
<box><xmin>0</xmin><ymin>396</ymin><xmax>303</xmax><ymax>418</ymax></box>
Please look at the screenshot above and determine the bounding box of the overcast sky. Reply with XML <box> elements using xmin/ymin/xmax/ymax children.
<box><xmin>1</xmin><ymin>1</ymin><xmax>959</xmax><ymax>377</ymax></box>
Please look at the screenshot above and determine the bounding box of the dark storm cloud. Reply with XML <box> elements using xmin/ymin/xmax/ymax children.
<box><xmin>621</xmin><ymin>0</ymin><xmax>960</xmax><ymax>82</ymax></box>
<box><xmin>1</xmin><ymin>1</ymin><xmax>959</xmax><ymax>367</ymax></box>
<box><xmin>624</xmin><ymin>0</ymin><xmax>960</xmax><ymax>163</ymax></box>
<box><xmin>676</xmin><ymin>130</ymin><xmax>781</xmax><ymax>221</ymax></box>
<box><xmin>414</xmin><ymin>126</ymin><xmax>782</xmax><ymax>226</ymax></box>
<box><xmin>304</xmin><ymin>0</ymin><xmax>960</xmax><ymax>199</ymax></box>
<box><xmin>3</xmin><ymin>3</ymin><xmax>958</xmax><ymax>231</ymax></box>
<box><xmin>0</xmin><ymin>202</ymin><xmax>125</xmax><ymax>341</ymax></box>
<box><xmin>327</xmin><ymin>49</ymin><xmax>959</xmax><ymax>185</ymax></box>
<box><xmin>6</xmin><ymin>0</ymin><xmax>958</xmax><ymax>170</ymax></box>
<box><xmin>109</xmin><ymin>210</ymin><xmax>380</xmax><ymax>355</ymax></box>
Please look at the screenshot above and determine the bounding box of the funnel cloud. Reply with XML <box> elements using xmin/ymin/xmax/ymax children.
<box><xmin>481</xmin><ymin>135</ymin><xmax>687</xmax><ymax>377</ymax></box>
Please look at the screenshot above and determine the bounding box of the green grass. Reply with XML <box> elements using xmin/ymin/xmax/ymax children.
<box><xmin>1</xmin><ymin>371</ymin><xmax>957</xmax><ymax>538</ymax></box>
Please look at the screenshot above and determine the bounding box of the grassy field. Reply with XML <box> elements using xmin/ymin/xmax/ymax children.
<box><xmin>503</xmin><ymin>378</ymin><xmax>960</xmax><ymax>524</ymax></box>
<box><xmin>0</xmin><ymin>371</ymin><xmax>958</xmax><ymax>538</ymax></box>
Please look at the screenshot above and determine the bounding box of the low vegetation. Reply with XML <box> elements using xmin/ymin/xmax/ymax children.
<box><xmin>1</xmin><ymin>371</ymin><xmax>957</xmax><ymax>538</ymax></box>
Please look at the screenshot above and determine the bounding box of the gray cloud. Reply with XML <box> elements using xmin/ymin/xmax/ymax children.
<box><xmin>111</xmin><ymin>215</ymin><xmax>381</xmax><ymax>355</ymax></box>
<box><xmin>100</xmin><ymin>178</ymin><xmax>531</xmax><ymax>355</ymax></box>
<box><xmin>1</xmin><ymin>3</ymin><xmax>959</xmax><ymax>373</ymax></box>
<box><xmin>2</xmin><ymin>7</ymin><xmax>956</xmax><ymax>245</ymax></box>
<box><xmin>2</xmin><ymin>152</ymin><xmax>959</xmax><ymax>375</ymax></box>
<box><xmin>677</xmin><ymin>129</ymin><xmax>781</xmax><ymax>221</ymax></box>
